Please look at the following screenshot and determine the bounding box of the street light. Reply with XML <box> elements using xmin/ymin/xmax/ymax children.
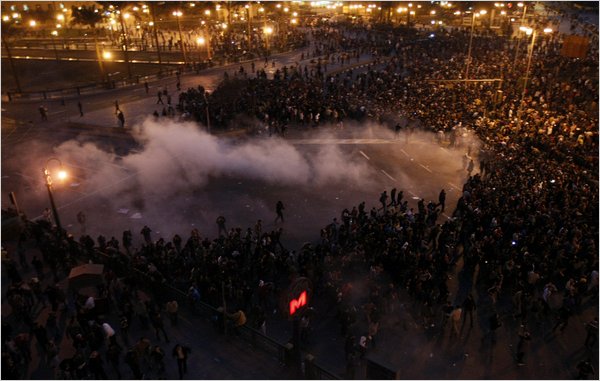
<box><xmin>196</xmin><ymin>35</ymin><xmax>211</xmax><ymax>61</ymax></box>
<box><xmin>173</xmin><ymin>10</ymin><xmax>187</xmax><ymax>64</ymax></box>
<box><xmin>50</xmin><ymin>30</ymin><xmax>59</xmax><ymax>61</ymax></box>
<box><xmin>513</xmin><ymin>2</ymin><xmax>528</xmax><ymax>66</ymax></box>
<box><xmin>464</xmin><ymin>11</ymin><xmax>482</xmax><ymax>79</ymax></box>
<box><xmin>43</xmin><ymin>158</ymin><xmax>68</xmax><ymax>233</ymax></box>
<box><xmin>516</xmin><ymin>27</ymin><xmax>553</xmax><ymax>129</ymax></box>
<box><xmin>264</xmin><ymin>25</ymin><xmax>273</xmax><ymax>51</ymax></box>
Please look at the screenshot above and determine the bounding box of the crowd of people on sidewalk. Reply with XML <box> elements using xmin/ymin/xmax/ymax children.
<box><xmin>2</xmin><ymin>13</ymin><xmax>599</xmax><ymax>381</ymax></box>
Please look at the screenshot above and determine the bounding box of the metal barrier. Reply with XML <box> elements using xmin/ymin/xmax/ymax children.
<box><xmin>81</xmin><ymin>244</ymin><xmax>340</xmax><ymax>379</ymax></box>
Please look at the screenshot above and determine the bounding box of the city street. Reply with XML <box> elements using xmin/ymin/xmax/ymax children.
<box><xmin>2</xmin><ymin>2</ymin><xmax>598</xmax><ymax>380</ymax></box>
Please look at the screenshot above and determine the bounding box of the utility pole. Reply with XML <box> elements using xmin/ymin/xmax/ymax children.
<box><xmin>118</xmin><ymin>10</ymin><xmax>133</xmax><ymax>79</ymax></box>
<box><xmin>150</xmin><ymin>2</ymin><xmax>162</xmax><ymax>65</ymax></box>
<box><xmin>1</xmin><ymin>33</ymin><xmax>22</xmax><ymax>93</ymax></box>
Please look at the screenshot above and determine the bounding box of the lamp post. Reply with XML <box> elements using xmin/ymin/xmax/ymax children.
<box><xmin>2</xmin><ymin>19</ymin><xmax>22</xmax><ymax>93</ymax></box>
<box><xmin>196</xmin><ymin>36</ymin><xmax>211</xmax><ymax>62</ymax></box>
<box><xmin>204</xmin><ymin>91</ymin><xmax>211</xmax><ymax>134</ymax></box>
<box><xmin>264</xmin><ymin>26</ymin><xmax>273</xmax><ymax>52</ymax></box>
<box><xmin>464</xmin><ymin>10</ymin><xmax>486</xmax><ymax>80</ymax></box>
<box><xmin>513</xmin><ymin>2</ymin><xmax>528</xmax><ymax>66</ymax></box>
<box><xmin>245</xmin><ymin>3</ymin><xmax>252</xmax><ymax>50</ymax></box>
<box><xmin>149</xmin><ymin>3</ymin><xmax>162</xmax><ymax>65</ymax></box>
<box><xmin>43</xmin><ymin>158</ymin><xmax>68</xmax><ymax>233</ymax></box>
<box><xmin>50</xmin><ymin>30</ymin><xmax>60</xmax><ymax>61</ymax></box>
<box><xmin>117</xmin><ymin>10</ymin><xmax>133</xmax><ymax>79</ymax></box>
<box><xmin>516</xmin><ymin>27</ymin><xmax>553</xmax><ymax>129</ymax></box>
<box><xmin>173</xmin><ymin>10</ymin><xmax>187</xmax><ymax>64</ymax></box>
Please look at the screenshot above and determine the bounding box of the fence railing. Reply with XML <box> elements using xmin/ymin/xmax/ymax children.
<box><xmin>71</xmin><ymin>235</ymin><xmax>340</xmax><ymax>380</ymax></box>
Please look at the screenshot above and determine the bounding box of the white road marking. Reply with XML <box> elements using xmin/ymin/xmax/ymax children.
<box><xmin>64</xmin><ymin>160</ymin><xmax>129</xmax><ymax>172</ymax></box>
<box><xmin>419</xmin><ymin>164</ymin><xmax>433</xmax><ymax>173</ymax></box>
<box><xmin>380</xmin><ymin>169</ymin><xmax>396</xmax><ymax>181</ymax></box>
<box><xmin>448</xmin><ymin>182</ymin><xmax>461</xmax><ymax>191</ymax></box>
<box><xmin>15</xmin><ymin>171</ymin><xmax>37</xmax><ymax>181</ymax></box>
<box><xmin>400</xmin><ymin>149</ymin><xmax>410</xmax><ymax>157</ymax></box>
<box><xmin>359</xmin><ymin>150</ymin><xmax>370</xmax><ymax>160</ymax></box>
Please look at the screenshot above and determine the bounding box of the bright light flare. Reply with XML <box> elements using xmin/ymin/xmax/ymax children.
<box><xmin>102</xmin><ymin>51</ymin><xmax>112</xmax><ymax>60</ymax></box>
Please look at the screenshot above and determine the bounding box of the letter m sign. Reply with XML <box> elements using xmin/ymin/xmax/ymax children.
<box><xmin>289</xmin><ymin>291</ymin><xmax>307</xmax><ymax>316</ymax></box>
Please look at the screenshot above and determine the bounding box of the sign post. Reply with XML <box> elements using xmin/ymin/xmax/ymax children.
<box><xmin>286</xmin><ymin>277</ymin><xmax>312</xmax><ymax>375</ymax></box>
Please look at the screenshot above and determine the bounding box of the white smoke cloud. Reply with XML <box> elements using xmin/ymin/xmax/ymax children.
<box><xmin>54</xmin><ymin>118</ymin><xmax>378</xmax><ymax>207</ymax></box>
<box><xmin>0</xmin><ymin>116</ymin><xmax>481</xmax><ymax>246</ymax></box>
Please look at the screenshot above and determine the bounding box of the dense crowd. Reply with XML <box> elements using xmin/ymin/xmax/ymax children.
<box><xmin>2</xmin><ymin>12</ymin><xmax>598</xmax><ymax>381</ymax></box>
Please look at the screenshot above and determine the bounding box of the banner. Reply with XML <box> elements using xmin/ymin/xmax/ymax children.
<box><xmin>561</xmin><ymin>35</ymin><xmax>590</xmax><ymax>58</ymax></box>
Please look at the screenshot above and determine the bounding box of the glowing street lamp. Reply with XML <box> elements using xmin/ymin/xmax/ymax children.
<box><xmin>43</xmin><ymin>158</ymin><xmax>68</xmax><ymax>233</ymax></box>
<box><xmin>102</xmin><ymin>50</ymin><xmax>112</xmax><ymax>60</ymax></box>
<box><xmin>516</xmin><ymin>27</ymin><xmax>553</xmax><ymax>129</ymax></box>
<box><xmin>264</xmin><ymin>26</ymin><xmax>273</xmax><ymax>50</ymax></box>
<box><xmin>464</xmin><ymin>11</ymin><xmax>485</xmax><ymax>79</ymax></box>
<box><xmin>196</xmin><ymin>35</ymin><xmax>211</xmax><ymax>60</ymax></box>
<box><xmin>50</xmin><ymin>30</ymin><xmax>60</xmax><ymax>61</ymax></box>
<box><xmin>172</xmin><ymin>10</ymin><xmax>187</xmax><ymax>63</ymax></box>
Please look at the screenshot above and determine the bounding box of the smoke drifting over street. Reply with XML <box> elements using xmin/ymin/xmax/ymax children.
<box><xmin>55</xmin><ymin>118</ymin><xmax>377</xmax><ymax>199</ymax></box>
<box><xmin>6</xmin><ymin>117</ymin><xmax>479</xmax><ymax>246</ymax></box>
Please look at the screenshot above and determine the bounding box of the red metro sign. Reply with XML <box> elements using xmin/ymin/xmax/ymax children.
<box><xmin>289</xmin><ymin>291</ymin><xmax>307</xmax><ymax>316</ymax></box>
<box><xmin>287</xmin><ymin>277</ymin><xmax>311</xmax><ymax>317</ymax></box>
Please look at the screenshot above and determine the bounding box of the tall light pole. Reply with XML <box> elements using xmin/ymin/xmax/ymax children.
<box><xmin>196</xmin><ymin>36</ymin><xmax>211</xmax><ymax>62</ymax></box>
<box><xmin>118</xmin><ymin>10</ymin><xmax>133</xmax><ymax>79</ymax></box>
<box><xmin>149</xmin><ymin>3</ymin><xmax>162</xmax><ymax>65</ymax></box>
<box><xmin>245</xmin><ymin>3</ymin><xmax>252</xmax><ymax>50</ymax></box>
<box><xmin>173</xmin><ymin>10</ymin><xmax>187</xmax><ymax>64</ymax></box>
<box><xmin>43</xmin><ymin>158</ymin><xmax>68</xmax><ymax>234</ymax></box>
<box><xmin>464</xmin><ymin>10</ymin><xmax>487</xmax><ymax>80</ymax></box>
<box><xmin>264</xmin><ymin>26</ymin><xmax>273</xmax><ymax>53</ymax></box>
<box><xmin>50</xmin><ymin>30</ymin><xmax>60</xmax><ymax>61</ymax></box>
<box><xmin>516</xmin><ymin>27</ymin><xmax>553</xmax><ymax>129</ymax></box>
<box><xmin>1</xmin><ymin>19</ymin><xmax>22</xmax><ymax>93</ymax></box>
<box><xmin>513</xmin><ymin>2</ymin><xmax>528</xmax><ymax>66</ymax></box>
<box><xmin>204</xmin><ymin>91</ymin><xmax>211</xmax><ymax>134</ymax></box>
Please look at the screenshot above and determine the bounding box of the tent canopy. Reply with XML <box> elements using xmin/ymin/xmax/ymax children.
<box><xmin>68</xmin><ymin>263</ymin><xmax>104</xmax><ymax>290</ymax></box>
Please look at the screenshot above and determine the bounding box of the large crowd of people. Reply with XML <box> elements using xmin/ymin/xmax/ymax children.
<box><xmin>2</xmin><ymin>10</ymin><xmax>598</xmax><ymax>381</ymax></box>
